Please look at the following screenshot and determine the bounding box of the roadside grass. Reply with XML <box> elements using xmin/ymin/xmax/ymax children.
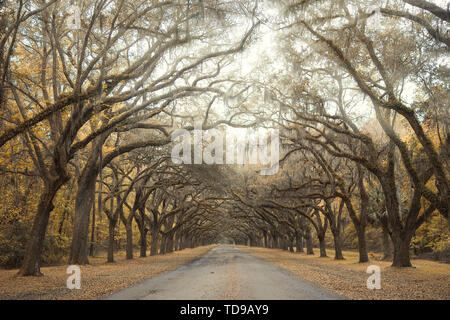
<box><xmin>0</xmin><ymin>245</ymin><xmax>217</xmax><ymax>300</ymax></box>
<box><xmin>237</xmin><ymin>246</ymin><xmax>450</xmax><ymax>300</ymax></box>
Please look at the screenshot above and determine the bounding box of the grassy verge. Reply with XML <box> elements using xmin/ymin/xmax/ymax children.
<box><xmin>0</xmin><ymin>245</ymin><xmax>216</xmax><ymax>300</ymax></box>
<box><xmin>237</xmin><ymin>246</ymin><xmax>450</xmax><ymax>300</ymax></box>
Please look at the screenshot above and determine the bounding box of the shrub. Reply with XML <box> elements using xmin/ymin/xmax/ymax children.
<box><xmin>431</xmin><ymin>238</ymin><xmax>450</xmax><ymax>263</ymax></box>
<box><xmin>0</xmin><ymin>219</ymin><xmax>70</xmax><ymax>269</ymax></box>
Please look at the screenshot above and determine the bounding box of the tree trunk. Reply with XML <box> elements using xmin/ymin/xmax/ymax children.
<box><xmin>263</xmin><ymin>231</ymin><xmax>268</xmax><ymax>248</ymax></box>
<box><xmin>160</xmin><ymin>234</ymin><xmax>167</xmax><ymax>255</ymax></box>
<box><xmin>332</xmin><ymin>230</ymin><xmax>345</xmax><ymax>260</ymax></box>
<box><xmin>89</xmin><ymin>198</ymin><xmax>96</xmax><ymax>257</ymax></box>
<box><xmin>69</xmin><ymin>169</ymin><xmax>96</xmax><ymax>265</ymax></box>
<box><xmin>354</xmin><ymin>166</ymin><xmax>369</xmax><ymax>263</ymax></box>
<box><xmin>107</xmin><ymin>221</ymin><xmax>115</xmax><ymax>263</ymax></box>
<box><xmin>318</xmin><ymin>235</ymin><xmax>327</xmax><ymax>257</ymax></box>
<box><xmin>179</xmin><ymin>234</ymin><xmax>185</xmax><ymax>250</ymax></box>
<box><xmin>174</xmin><ymin>232</ymin><xmax>180</xmax><ymax>251</ymax></box>
<box><xmin>139</xmin><ymin>226</ymin><xmax>147</xmax><ymax>257</ymax></box>
<box><xmin>381</xmin><ymin>225</ymin><xmax>392</xmax><ymax>260</ymax></box>
<box><xmin>295</xmin><ymin>232</ymin><xmax>304</xmax><ymax>253</ymax></box>
<box><xmin>357</xmin><ymin>227</ymin><xmax>369</xmax><ymax>262</ymax></box>
<box><xmin>391</xmin><ymin>234</ymin><xmax>413</xmax><ymax>267</ymax></box>
<box><xmin>305</xmin><ymin>230</ymin><xmax>314</xmax><ymax>255</ymax></box>
<box><xmin>166</xmin><ymin>233</ymin><xmax>174</xmax><ymax>253</ymax></box>
<box><xmin>277</xmin><ymin>236</ymin><xmax>282</xmax><ymax>249</ymax></box>
<box><xmin>125</xmin><ymin>221</ymin><xmax>133</xmax><ymax>260</ymax></box>
<box><xmin>18</xmin><ymin>185</ymin><xmax>58</xmax><ymax>276</ymax></box>
<box><xmin>70</xmin><ymin>132</ymin><xmax>110</xmax><ymax>264</ymax></box>
<box><xmin>381</xmin><ymin>170</ymin><xmax>414</xmax><ymax>267</ymax></box>
<box><xmin>271</xmin><ymin>236</ymin><xmax>275</xmax><ymax>248</ymax></box>
<box><xmin>281</xmin><ymin>237</ymin><xmax>288</xmax><ymax>250</ymax></box>
<box><xmin>150</xmin><ymin>226</ymin><xmax>159</xmax><ymax>255</ymax></box>
<box><xmin>185</xmin><ymin>237</ymin><xmax>191</xmax><ymax>248</ymax></box>
<box><xmin>289</xmin><ymin>241</ymin><xmax>294</xmax><ymax>252</ymax></box>
<box><xmin>180</xmin><ymin>234</ymin><xmax>186</xmax><ymax>249</ymax></box>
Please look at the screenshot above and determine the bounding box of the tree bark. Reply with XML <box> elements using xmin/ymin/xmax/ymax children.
<box><xmin>89</xmin><ymin>197</ymin><xmax>96</xmax><ymax>257</ymax></box>
<box><xmin>160</xmin><ymin>234</ymin><xmax>167</xmax><ymax>254</ymax></box>
<box><xmin>69</xmin><ymin>136</ymin><xmax>106</xmax><ymax>265</ymax></box>
<box><xmin>107</xmin><ymin>222</ymin><xmax>115</xmax><ymax>263</ymax></box>
<box><xmin>295</xmin><ymin>232</ymin><xmax>304</xmax><ymax>253</ymax></box>
<box><xmin>382</xmin><ymin>225</ymin><xmax>393</xmax><ymax>260</ymax></box>
<box><xmin>357</xmin><ymin>227</ymin><xmax>369</xmax><ymax>262</ymax></box>
<box><xmin>69</xmin><ymin>174</ymin><xmax>95</xmax><ymax>265</ymax></box>
<box><xmin>18</xmin><ymin>184</ymin><xmax>59</xmax><ymax>276</ymax></box>
<box><xmin>263</xmin><ymin>231</ymin><xmax>268</xmax><ymax>248</ymax></box>
<box><xmin>139</xmin><ymin>225</ymin><xmax>148</xmax><ymax>257</ymax></box>
<box><xmin>281</xmin><ymin>237</ymin><xmax>288</xmax><ymax>250</ymax></box>
<box><xmin>166</xmin><ymin>233</ymin><xmax>174</xmax><ymax>253</ymax></box>
<box><xmin>391</xmin><ymin>233</ymin><xmax>413</xmax><ymax>267</ymax></box>
<box><xmin>174</xmin><ymin>232</ymin><xmax>180</xmax><ymax>251</ymax></box>
<box><xmin>150</xmin><ymin>226</ymin><xmax>159</xmax><ymax>255</ymax></box>
<box><xmin>125</xmin><ymin>220</ymin><xmax>133</xmax><ymax>259</ymax></box>
<box><xmin>332</xmin><ymin>230</ymin><xmax>345</xmax><ymax>260</ymax></box>
<box><xmin>305</xmin><ymin>230</ymin><xmax>314</xmax><ymax>255</ymax></box>
<box><xmin>179</xmin><ymin>234</ymin><xmax>185</xmax><ymax>250</ymax></box>
<box><xmin>271</xmin><ymin>233</ymin><xmax>277</xmax><ymax>248</ymax></box>
<box><xmin>318</xmin><ymin>235</ymin><xmax>327</xmax><ymax>257</ymax></box>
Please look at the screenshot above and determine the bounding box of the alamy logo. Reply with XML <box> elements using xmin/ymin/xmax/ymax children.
<box><xmin>171</xmin><ymin>122</ymin><xmax>280</xmax><ymax>175</ymax></box>
<box><xmin>66</xmin><ymin>2</ymin><xmax>81</xmax><ymax>30</ymax></box>
<box><xmin>66</xmin><ymin>265</ymin><xmax>81</xmax><ymax>290</ymax></box>
<box><xmin>366</xmin><ymin>265</ymin><xmax>381</xmax><ymax>290</ymax></box>
<box><xmin>367</xmin><ymin>5</ymin><xmax>381</xmax><ymax>27</ymax></box>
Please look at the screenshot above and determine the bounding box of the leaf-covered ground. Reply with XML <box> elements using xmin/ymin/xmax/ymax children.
<box><xmin>0</xmin><ymin>245</ymin><xmax>216</xmax><ymax>300</ymax></box>
<box><xmin>238</xmin><ymin>246</ymin><xmax>450</xmax><ymax>300</ymax></box>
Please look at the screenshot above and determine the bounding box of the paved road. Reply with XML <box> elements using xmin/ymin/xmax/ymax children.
<box><xmin>103</xmin><ymin>245</ymin><xmax>345</xmax><ymax>300</ymax></box>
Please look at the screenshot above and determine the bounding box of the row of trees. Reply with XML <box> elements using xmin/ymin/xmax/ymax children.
<box><xmin>221</xmin><ymin>0</ymin><xmax>449</xmax><ymax>267</ymax></box>
<box><xmin>0</xmin><ymin>0</ymin><xmax>448</xmax><ymax>276</ymax></box>
<box><xmin>0</xmin><ymin>0</ymin><xmax>260</xmax><ymax>275</ymax></box>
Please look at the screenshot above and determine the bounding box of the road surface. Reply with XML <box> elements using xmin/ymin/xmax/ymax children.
<box><xmin>103</xmin><ymin>245</ymin><xmax>346</xmax><ymax>300</ymax></box>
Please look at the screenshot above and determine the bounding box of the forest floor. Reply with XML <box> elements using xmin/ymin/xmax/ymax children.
<box><xmin>238</xmin><ymin>246</ymin><xmax>450</xmax><ymax>300</ymax></box>
<box><xmin>0</xmin><ymin>245</ymin><xmax>216</xmax><ymax>300</ymax></box>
